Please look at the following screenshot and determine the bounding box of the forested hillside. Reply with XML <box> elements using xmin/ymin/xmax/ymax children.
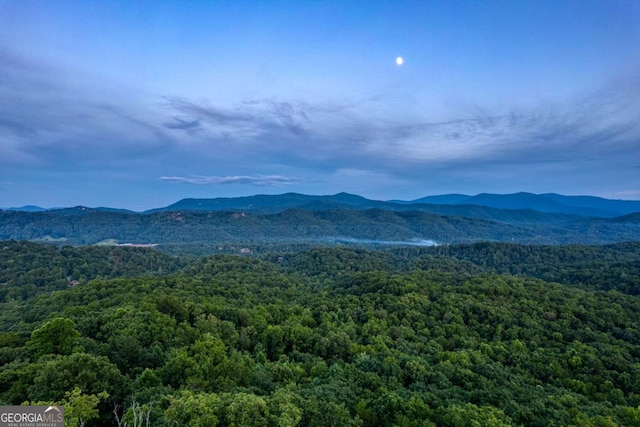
<box><xmin>0</xmin><ymin>241</ymin><xmax>186</xmax><ymax>301</ymax></box>
<box><xmin>1</xmin><ymin>242</ymin><xmax>640</xmax><ymax>426</ymax></box>
<box><xmin>398</xmin><ymin>242</ymin><xmax>640</xmax><ymax>295</ymax></box>
<box><xmin>148</xmin><ymin>192</ymin><xmax>640</xmax><ymax>218</ymax></box>
<box><xmin>2</xmin><ymin>206</ymin><xmax>640</xmax><ymax>250</ymax></box>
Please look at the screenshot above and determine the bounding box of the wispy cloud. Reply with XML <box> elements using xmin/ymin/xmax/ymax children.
<box><xmin>155</xmin><ymin>68</ymin><xmax>640</xmax><ymax>181</ymax></box>
<box><xmin>2</xmin><ymin>45</ymin><xmax>639</xmax><ymax>198</ymax></box>
<box><xmin>163</xmin><ymin>117</ymin><xmax>201</xmax><ymax>131</ymax></box>
<box><xmin>162</xmin><ymin>97</ymin><xmax>312</xmax><ymax>138</ymax></box>
<box><xmin>0</xmin><ymin>47</ymin><xmax>172</xmax><ymax>168</ymax></box>
<box><xmin>159</xmin><ymin>175</ymin><xmax>303</xmax><ymax>186</ymax></box>
<box><xmin>360</xmin><ymin>74</ymin><xmax>640</xmax><ymax>178</ymax></box>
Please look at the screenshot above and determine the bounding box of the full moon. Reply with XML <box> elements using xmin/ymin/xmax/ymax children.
<box><xmin>395</xmin><ymin>56</ymin><xmax>404</xmax><ymax>66</ymax></box>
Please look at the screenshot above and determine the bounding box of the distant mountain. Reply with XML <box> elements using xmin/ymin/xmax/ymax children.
<box><xmin>465</xmin><ymin>192</ymin><xmax>572</xmax><ymax>212</ymax></box>
<box><xmin>46</xmin><ymin>206</ymin><xmax>136</xmax><ymax>215</ymax></box>
<box><xmin>4</xmin><ymin>205</ymin><xmax>47</xmax><ymax>212</ymax></box>
<box><xmin>408</xmin><ymin>192</ymin><xmax>640</xmax><ymax>217</ymax></box>
<box><xmin>13</xmin><ymin>192</ymin><xmax>638</xmax><ymax>220</ymax></box>
<box><xmin>3</xmin><ymin>205</ymin><xmax>136</xmax><ymax>214</ymax></box>
<box><xmin>146</xmin><ymin>192</ymin><xmax>388</xmax><ymax>214</ymax></box>
<box><xmin>541</xmin><ymin>193</ymin><xmax>640</xmax><ymax>217</ymax></box>
<box><xmin>146</xmin><ymin>192</ymin><xmax>640</xmax><ymax>222</ymax></box>
<box><xmin>93</xmin><ymin>206</ymin><xmax>137</xmax><ymax>214</ymax></box>
<box><xmin>1</xmin><ymin>207</ymin><xmax>639</xmax><ymax>248</ymax></box>
<box><xmin>148</xmin><ymin>193</ymin><xmax>537</xmax><ymax>225</ymax></box>
<box><xmin>402</xmin><ymin>194</ymin><xmax>471</xmax><ymax>205</ymax></box>
<box><xmin>4</xmin><ymin>192</ymin><xmax>639</xmax><ymax>251</ymax></box>
<box><xmin>8</xmin><ymin>192</ymin><xmax>639</xmax><ymax>219</ymax></box>
<box><xmin>607</xmin><ymin>212</ymin><xmax>640</xmax><ymax>224</ymax></box>
<box><xmin>408</xmin><ymin>203</ymin><xmax>583</xmax><ymax>224</ymax></box>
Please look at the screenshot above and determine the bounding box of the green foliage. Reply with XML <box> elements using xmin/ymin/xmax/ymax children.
<box><xmin>3</xmin><ymin>202</ymin><xmax>640</xmax><ymax>251</ymax></box>
<box><xmin>411</xmin><ymin>241</ymin><xmax>640</xmax><ymax>294</ymax></box>
<box><xmin>28</xmin><ymin>353</ymin><xmax>129</xmax><ymax>403</ymax></box>
<box><xmin>61</xmin><ymin>387</ymin><xmax>109</xmax><ymax>427</ymax></box>
<box><xmin>439</xmin><ymin>402</ymin><xmax>513</xmax><ymax>426</ymax></box>
<box><xmin>25</xmin><ymin>387</ymin><xmax>108</xmax><ymax>427</ymax></box>
<box><xmin>225</xmin><ymin>392</ymin><xmax>269</xmax><ymax>427</ymax></box>
<box><xmin>28</xmin><ymin>317</ymin><xmax>80</xmax><ymax>357</ymax></box>
<box><xmin>2</xmin><ymin>242</ymin><xmax>640</xmax><ymax>426</ymax></box>
<box><xmin>0</xmin><ymin>240</ymin><xmax>185</xmax><ymax>303</ymax></box>
<box><xmin>165</xmin><ymin>391</ymin><xmax>221</xmax><ymax>427</ymax></box>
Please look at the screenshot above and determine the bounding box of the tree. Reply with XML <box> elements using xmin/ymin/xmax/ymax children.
<box><xmin>268</xmin><ymin>388</ymin><xmax>302</xmax><ymax>427</ymax></box>
<box><xmin>114</xmin><ymin>398</ymin><xmax>152</xmax><ymax>427</ymax></box>
<box><xmin>26</xmin><ymin>387</ymin><xmax>107</xmax><ymax>427</ymax></box>
<box><xmin>439</xmin><ymin>403</ymin><xmax>513</xmax><ymax>427</ymax></box>
<box><xmin>27</xmin><ymin>317</ymin><xmax>80</xmax><ymax>357</ymax></box>
<box><xmin>61</xmin><ymin>387</ymin><xmax>109</xmax><ymax>427</ymax></box>
<box><xmin>165</xmin><ymin>391</ymin><xmax>221</xmax><ymax>427</ymax></box>
<box><xmin>225</xmin><ymin>392</ymin><xmax>269</xmax><ymax>427</ymax></box>
<box><xmin>28</xmin><ymin>353</ymin><xmax>129</xmax><ymax>403</ymax></box>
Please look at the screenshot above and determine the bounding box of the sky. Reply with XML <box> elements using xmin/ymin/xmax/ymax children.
<box><xmin>1</xmin><ymin>0</ymin><xmax>639</xmax><ymax>210</ymax></box>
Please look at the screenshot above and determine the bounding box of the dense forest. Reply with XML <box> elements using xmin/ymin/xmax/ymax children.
<box><xmin>2</xmin><ymin>206</ymin><xmax>640</xmax><ymax>249</ymax></box>
<box><xmin>1</xmin><ymin>240</ymin><xmax>640</xmax><ymax>426</ymax></box>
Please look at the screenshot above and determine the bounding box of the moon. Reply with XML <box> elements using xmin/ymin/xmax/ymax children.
<box><xmin>395</xmin><ymin>56</ymin><xmax>404</xmax><ymax>66</ymax></box>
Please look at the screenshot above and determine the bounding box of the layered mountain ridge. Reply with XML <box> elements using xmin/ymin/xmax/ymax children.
<box><xmin>1</xmin><ymin>192</ymin><xmax>639</xmax><ymax>250</ymax></box>
<box><xmin>7</xmin><ymin>191</ymin><xmax>640</xmax><ymax>218</ymax></box>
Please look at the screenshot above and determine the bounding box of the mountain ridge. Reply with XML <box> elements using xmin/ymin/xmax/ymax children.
<box><xmin>1</xmin><ymin>206</ymin><xmax>639</xmax><ymax>250</ymax></box>
<box><xmin>409</xmin><ymin>192</ymin><xmax>640</xmax><ymax>217</ymax></box>
<box><xmin>4</xmin><ymin>192</ymin><xmax>639</xmax><ymax>219</ymax></box>
<box><xmin>149</xmin><ymin>191</ymin><xmax>640</xmax><ymax>217</ymax></box>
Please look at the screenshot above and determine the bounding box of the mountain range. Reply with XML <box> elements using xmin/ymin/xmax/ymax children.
<box><xmin>407</xmin><ymin>192</ymin><xmax>640</xmax><ymax>217</ymax></box>
<box><xmin>2</xmin><ymin>192</ymin><xmax>640</xmax><ymax>251</ymax></box>
<box><xmin>8</xmin><ymin>192</ymin><xmax>640</xmax><ymax>217</ymax></box>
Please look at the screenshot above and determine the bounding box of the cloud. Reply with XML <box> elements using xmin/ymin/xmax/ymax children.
<box><xmin>0</xmin><ymin>47</ymin><xmax>174</xmax><ymax>168</ymax></box>
<box><xmin>159</xmin><ymin>175</ymin><xmax>303</xmax><ymax>186</ymax></box>
<box><xmin>155</xmin><ymin>68</ymin><xmax>640</xmax><ymax>183</ymax></box>
<box><xmin>162</xmin><ymin>96</ymin><xmax>313</xmax><ymax>139</ymax></box>
<box><xmin>363</xmin><ymin>74</ymin><xmax>640</xmax><ymax>176</ymax></box>
<box><xmin>2</xmin><ymin>45</ymin><xmax>638</xmax><ymax>199</ymax></box>
<box><xmin>163</xmin><ymin>117</ymin><xmax>201</xmax><ymax>131</ymax></box>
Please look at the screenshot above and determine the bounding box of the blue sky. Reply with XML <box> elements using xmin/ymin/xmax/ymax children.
<box><xmin>1</xmin><ymin>0</ymin><xmax>639</xmax><ymax>210</ymax></box>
